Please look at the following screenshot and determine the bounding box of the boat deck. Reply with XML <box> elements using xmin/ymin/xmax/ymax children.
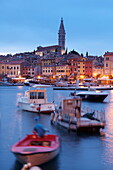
<box><xmin>53</xmin><ymin>86</ymin><xmax>113</xmax><ymax>90</ymax></box>
<box><xmin>16</xmin><ymin>134</ymin><xmax>57</xmax><ymax>147</ymax></box>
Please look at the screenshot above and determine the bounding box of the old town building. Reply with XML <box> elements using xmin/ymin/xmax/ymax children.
<box><xmin>104</xmin><ymin>52</ymin><xmax>113</xmax><ymax>76</ymax></box>
<box><xmin>0</xmin><ymin>60</ymin><xmax>25</xmax><ymax>77</ymax></box>
<box><xmin>42</xmin><ymin>64</ymin><xmax>70</xmax><ymax>77</ymax></box>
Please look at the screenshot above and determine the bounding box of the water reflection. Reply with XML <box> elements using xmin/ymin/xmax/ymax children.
<box><xmin>12</xmin><ymin>155</ymin><xmax>60</xmax><ymax>170</ymax></box>
<box><xmin>12</xmin><ymin>160</ymin><xmax>23</xmax><ymax>170</ymax></box>
<box><xmin>40</xmin><ymin>156</ymin><xmax>60</xmax><ymax>170</ymax></box>
<box><xmin>101</xmin><ymin>99</ymin><xmax>113</xmax><ymax>167</ymax></box>
<box><xmin>17</xmin><ymin>110</ymin><xmax>22</xmax><ymax>139</ymax></box>
<box><xmin>2</xmin><ymin>86</ymin><xmax>113</xmax><ymax>170</ymax></box>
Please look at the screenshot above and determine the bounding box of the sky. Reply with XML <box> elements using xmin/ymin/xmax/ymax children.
<box><xmin>0</xmin><ymin>0</ymin><xmax>113</xmax><ymax>56</ymax></box>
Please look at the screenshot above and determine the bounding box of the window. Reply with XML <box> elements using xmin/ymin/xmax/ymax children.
<box><xmin>106</xmin><ymin>57</ymin><xmax>109</xmax><ymax>60</ymax></box>
<box><xmin>106</xmin><ymin>63</ymin><xmax>108</xmax><ymax>67</ymax></box>
<box><xmin>30</xmin><ymin>92</ymin><xmax>37</xmax><ymax>99</ymax></box>
<box><xmin>2</xmin><ymin>66</ymin><xmax>4</xmax><ymax>69</ymax></box>
<box><xmin>38</xmin><ymin>92</ymin><xmax>44</xmax><ymax>99</ymax></box>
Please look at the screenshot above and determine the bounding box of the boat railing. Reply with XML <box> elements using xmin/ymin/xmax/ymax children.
<box><xmin>16</xmin><ymin>94</ymin><xmax>28</xmax><ymax>104</ymax></box>
<box><xmin>94</xmin><ymin>110</ymin><xmax>105</xmax><ymax>122</ymax></box>
<box><xmin>58</xmin><ymin>104</ymin><xmax>105</xmax><ymax>123</ymax></box>
<box><xmin>82</xmin><ymin>106</ymin><xmax>105</xmax><ymax>123</ymax></box>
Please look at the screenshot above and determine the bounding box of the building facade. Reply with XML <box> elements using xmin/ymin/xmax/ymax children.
<box><xmin>42</xmin><ymin>64</ymin><xmax>70</xmax><ymax>77</ymax></box>
<box><xmin>104</xmin><ymin>52</ymin><xmax>113</xmax><ymax>76</ymax></box>
<box><xmin>0</xmin><ymin>60</ymin><xmax>25</xmax><ymax>77</ymax></box>
<box><xmin>35</xmin><ymin>45</ymin><xmax>62</xmax><ymax>56</ymax></box>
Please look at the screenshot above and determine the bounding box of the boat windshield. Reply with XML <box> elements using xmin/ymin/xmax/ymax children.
<box><xmin>30</xmin><ymin>92</ymin><xmax>44</xmax><ymax>99</ymax></box>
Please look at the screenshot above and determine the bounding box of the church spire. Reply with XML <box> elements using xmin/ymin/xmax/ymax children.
<box><xmin>58</xmin><ymin>18</ymin><xmax>66</xmax><ymax>50</ymax></box>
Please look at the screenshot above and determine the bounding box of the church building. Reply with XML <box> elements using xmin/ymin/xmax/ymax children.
<box><xmin>35</xmin><ymin>18</ymin><xmax>66</xmax><ymax>56</ymax></box>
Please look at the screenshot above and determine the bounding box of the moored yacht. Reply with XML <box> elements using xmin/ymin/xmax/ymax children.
<box><xmin>70</xmin><ymin>88</ymin><xmax>108</xmax><ymax>102</ymax></box>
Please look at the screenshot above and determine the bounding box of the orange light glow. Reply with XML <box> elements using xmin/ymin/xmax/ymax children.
<box><xmin>80</xmin><ymin>75</ymin><xmax>85</xmax><ymax>79</ymax></box>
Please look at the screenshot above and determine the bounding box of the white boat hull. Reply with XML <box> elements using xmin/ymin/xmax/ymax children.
<box><xmin>18</xmin><ymin>102</ymin><xmax>55</xmax><ymax>113</ymax></box>
<box><xmin>14</xmin><ymin>148</ymin><xmax>60</xmax><ymax>166</ymax></box>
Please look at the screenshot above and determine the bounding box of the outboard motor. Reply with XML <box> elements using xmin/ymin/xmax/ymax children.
<box><xmin>33</xmin><ymin>124</ymin><xmax>46</xmax><ymax>137</ymax></box>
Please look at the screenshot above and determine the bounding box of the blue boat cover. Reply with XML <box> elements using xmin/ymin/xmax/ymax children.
<box><xmin>33</xmin><ymin>124</ymin><xmax>46</xmax><ymax>137</ymax></box>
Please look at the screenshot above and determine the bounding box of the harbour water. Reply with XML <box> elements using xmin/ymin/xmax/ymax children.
<box><xmin>1</xmin><ymin>86</ymin><xmax>113</xmax><ymax>170</ymax></box>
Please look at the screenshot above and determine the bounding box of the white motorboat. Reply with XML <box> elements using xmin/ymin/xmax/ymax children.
<box><xmin>54</xmin><ymin>81</ymin><xmax>69</xmax><ymax>87</ymax></box>
<box><xmin>70</xmin><ymin>89</ymin><xmax>108</xmax><ymax>102</ymax></box>
<box><xmin>17</xmin><ymin>88</ymin><xmax>55</xmax><ymax>114</ymax></box>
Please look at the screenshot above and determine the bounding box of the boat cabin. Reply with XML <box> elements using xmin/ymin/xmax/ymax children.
<box><xmin>25</xmin><ymin>89</ymin><xmax>47</xmax><ymax>104</ymax></box>
<box><xmin>59</xmin><ymin>97</ymin><xmax>82</xmax><ymax>119</ymax></box>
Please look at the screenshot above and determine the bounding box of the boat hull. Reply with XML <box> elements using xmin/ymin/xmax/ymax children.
<box><xmin>18</xmin><ymin>102</ymin><xmax>55</xmax><ymax>114</ymax></box>
<box><xmin>76</xmin><ymin>94</ymin><xmax>108</xmax><ymax>102</ymax></box>
<box><xmin>11</xmin><ymin>134</ymin><xmax>60</xmax><ymax>166</ymax></box>
<box><xmin>56</xmin><ymin>118</ymin><xmax>105</xmax><ymax>133</ymax></box>
<box><xmin>13</xmin><ymin>148</ymin><xmax>60</xmax><ymax>166</ymax></box>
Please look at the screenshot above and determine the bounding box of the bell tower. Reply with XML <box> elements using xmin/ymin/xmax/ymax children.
<box><xmin>58</xmin><ymin>18</ymin><xmax>66</xmax><ymax>50</ymax></box>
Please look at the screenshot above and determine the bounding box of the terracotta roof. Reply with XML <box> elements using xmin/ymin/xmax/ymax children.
<box><xmin>0</xmin><ymin>60</ymin><xmax>25</xmax><ymax>64</ymax></box>
<box><xmin>37</xmin><ymin>45</ymin><xmax>61</xmax><ymax>51</ymax></box>
<box><xmin>0</xmin><ymin>61</ymin><xmax>5</xmax><ymax>64</ymax></box>
<box><xmin>104</xmin><ymin>52</ymin><xmax>113</xmax><ymax>56</ymax></box>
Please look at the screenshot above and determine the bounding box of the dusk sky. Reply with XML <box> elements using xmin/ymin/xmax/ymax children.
<box><xmin>0</xmin><ymin>0</ymin><xmax>113</xmax><ymax>56</ymax></box>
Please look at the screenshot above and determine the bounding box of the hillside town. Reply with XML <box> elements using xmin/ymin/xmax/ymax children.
<box><xmin>0</xmin><ymin>18</ymin><xmax>113</xmax><ymax>85</ymax></box>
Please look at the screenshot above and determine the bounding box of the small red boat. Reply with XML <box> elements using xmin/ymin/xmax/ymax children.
<box><xmin>11</xmin><ymin>126</ymin><xmax>60</xmax><ymax>166</ymax></box>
